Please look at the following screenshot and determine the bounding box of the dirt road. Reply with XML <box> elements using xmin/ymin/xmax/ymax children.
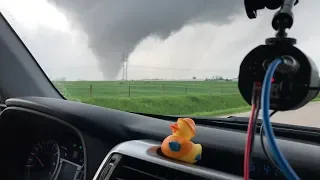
<box><xmin>224</xmin><ymin>102</ymin><xmax>320</xmax><ymax>128</ymax></box>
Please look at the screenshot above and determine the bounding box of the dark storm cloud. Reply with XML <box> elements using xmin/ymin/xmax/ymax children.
<box><xmin>48</xmin><ymin>0</ymin><xmax>244</xmax><ymax>79</ymax></box>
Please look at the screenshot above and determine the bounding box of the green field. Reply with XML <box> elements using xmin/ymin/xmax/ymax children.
<box><xmin>53</xmin><ymin>81</ymin><xmax>239</xmax><ymax>98</ymax></box>
<box><xmin>53</xmin><ymin>80</ymin><xmax>320</xmax><ymax>117</ymax></box>
<box><xmin>53</xmin><ymin>80</ymin><xmax>250</xmax><ymax>117</ymax></box>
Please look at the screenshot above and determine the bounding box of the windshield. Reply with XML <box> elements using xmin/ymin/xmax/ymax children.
<box><xmin>2</xmin><ymin>1</ymin><xmax>320</xmax><ymax>128</ymax></box>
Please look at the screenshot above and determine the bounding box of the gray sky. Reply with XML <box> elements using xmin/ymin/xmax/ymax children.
<box><xmin>1</xmin><ymin>0</ymin><xmax>320</xmax><ymax>80</ymax></box>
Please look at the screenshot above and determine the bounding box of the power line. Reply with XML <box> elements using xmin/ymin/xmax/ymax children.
<box><xmin>128</xmin><ymin>64</ymin><xmax>235</xmax><ymax>73</ymax></box>
<box><xmin>46</xmin><ymin>63</ymin><xmax>235</xmax><ymax>74</ymax></box>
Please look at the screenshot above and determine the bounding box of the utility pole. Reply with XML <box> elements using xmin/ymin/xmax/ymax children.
<box><xmin>122</xmin><ymin>53</ymin><xmax>125</xmax><ymax>80</ymax></box>
<box><xmin>122</xmin><ymin>53</ymin><xmax>129</xmax><ymax>81</ymax></box>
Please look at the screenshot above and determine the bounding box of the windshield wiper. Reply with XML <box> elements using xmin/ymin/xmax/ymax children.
<box><xmin>132</xmin><ymin>112</ymin><xmax>320</xmax><ymax>141</ymax></box>
<box><xmin>131</xmin><ymin>112</ymin><xmax>320</xmax><ymax>136</ymax></box>
<box><xmin>130</xmin><ymin>112</ymin><xmax>254</xmax><ymax>125</ymax></box>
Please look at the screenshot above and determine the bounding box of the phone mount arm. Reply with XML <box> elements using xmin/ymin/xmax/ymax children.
<box><xmin>272</xmin><ymin>0</ymin><xmax>296</xmax><ymax>37</ymax></box>
<box><xmin>245</xmin><ymin>0</ymin><xmax>299</xmax><ymax>20</ymax></box>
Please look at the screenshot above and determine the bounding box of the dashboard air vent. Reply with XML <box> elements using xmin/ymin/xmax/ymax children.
<box><xmin>97</xmin><ymin>154</ymin><xmax>122</xmax><ymax>180</ymax></box>
<box><xmin>100</xmin><ymin>153</ymin><xmax>210</xmax><ymax>180</ymax></box>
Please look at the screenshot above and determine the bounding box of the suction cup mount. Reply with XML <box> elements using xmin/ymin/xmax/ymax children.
<box><xmin>266</xmin><ymin>0</ymin><xmax>297</xmax><ymax>46</ymax></box>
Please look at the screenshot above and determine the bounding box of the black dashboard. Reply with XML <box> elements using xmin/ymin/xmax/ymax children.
<box><xmin>0</xmin><ymin>104</ymin><xmax>86</xmax><ymax>180</ymax></box>
<box><xmin>25</xmin><ymin>132</ymin><xmax>84</xmax><ymax>180</ymax></box>
<box><xmin>0</xmin><ymin>97</ymin><xmax>320</xmax><ymax>180</ymax></box>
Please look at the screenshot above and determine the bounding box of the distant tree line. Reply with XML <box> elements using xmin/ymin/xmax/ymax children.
<box><xmin>204</xmin><ymin>76</ymin><xmax>237</xmax><ymax>82</ymax></box>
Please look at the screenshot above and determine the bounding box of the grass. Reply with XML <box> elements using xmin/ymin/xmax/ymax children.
<box><xmin>53</xmin><ymin>80</ymin><xmax>320</xmax><ymax>117</ymax></box>
<box><xmin>313</xmin><ymin>96</ymin><xmax>320</xmax><ymax>101</ymax></box>
<box><xmin>190</xmin><ymin>106</ymin><xmax>251</xmax><ymax>117</ymax></box>
<box><xmin>78</xmin><ymin>94</ymin><xmax>248</xmax><ymax>116</ymax></box>
<box><xmin>53</xmin><ymin>81</ymin><xmax>239</xmax><ymax>99</ymax></box>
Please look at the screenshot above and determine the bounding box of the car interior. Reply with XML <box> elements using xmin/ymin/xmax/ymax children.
<box><xmin>1</xmin><ymin>1</ymin><xmax>320</xmax><ymax>180</ymax></box>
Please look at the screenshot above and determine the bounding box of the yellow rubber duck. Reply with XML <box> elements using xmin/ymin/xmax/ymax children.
<box><xmin>161</xmin><ymin>118</ymin><xmax>202</xmax><ymax>164</ymax></box>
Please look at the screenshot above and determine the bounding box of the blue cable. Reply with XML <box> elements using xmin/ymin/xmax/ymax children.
<box><xmin>261</xmin><ymin>58</ymin><xmax>300</xmax><ymax>180</ymax></box>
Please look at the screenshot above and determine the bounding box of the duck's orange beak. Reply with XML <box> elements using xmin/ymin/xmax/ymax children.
<box><xmin>170</xmin><ymin>123</ymin><xmax>179</xmax><ymax>133</ymax></box>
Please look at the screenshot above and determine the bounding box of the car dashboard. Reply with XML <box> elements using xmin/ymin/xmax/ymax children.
<box><xmin>25</xmin><ymin>132</ymin><xmax>84</xmax><ymax>180</ymax></box>
<box><xmin>0</xmin><ymin>97</ymin><xmax>320</xmax><ymax>180</ymax></box>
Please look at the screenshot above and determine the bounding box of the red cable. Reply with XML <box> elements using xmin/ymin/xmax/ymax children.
<box><xmin>244</xmin><ymin>104</ymin><xmax>257</xmax><ymax>180</ymax></box>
